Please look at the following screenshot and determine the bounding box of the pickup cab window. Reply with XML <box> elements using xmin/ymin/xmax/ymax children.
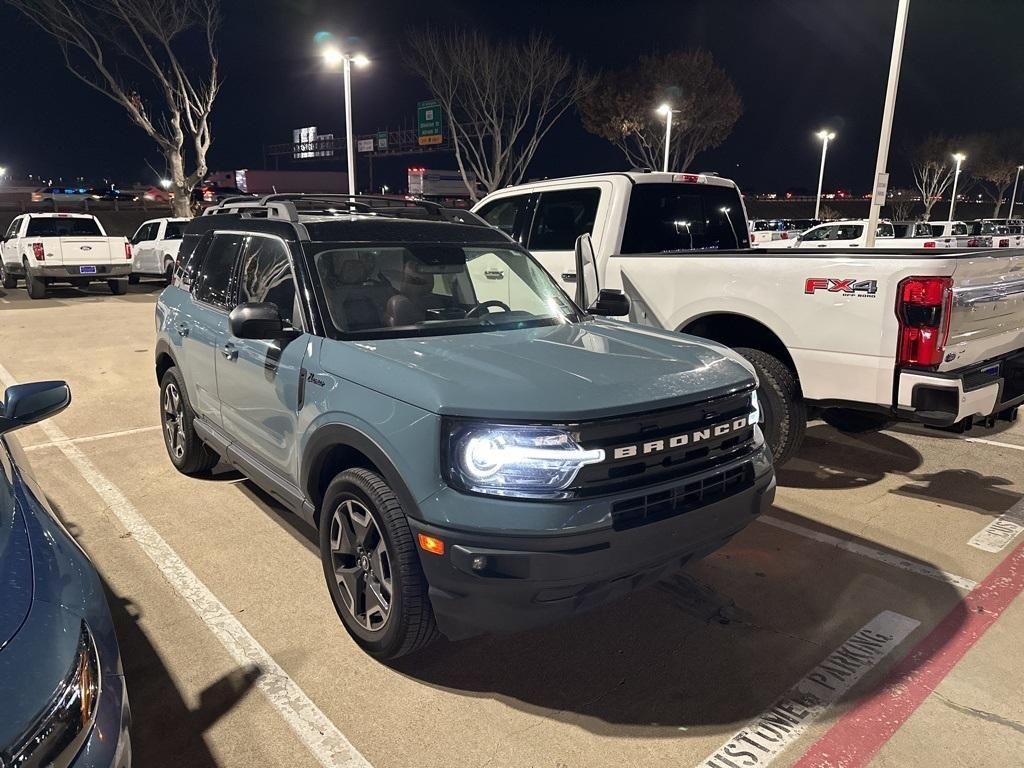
<box><xmin>164</xmin><ymin>222</ymin><xmax>185</xmax><ymax>240</ymax></box>
<box><xmin>620</xmin><ymin>183</ymin><xmax>748</xmax><ymax>252</ymax></box>
<box><xmin>3</xmin><ymin>218</ymin><xmax>20</xmax><ymax>240</ymax></box>
<box><xmin>25</xmin><ymin>217</ymin><xmax>102</xmax><ymax>237</ymax></box>
<box><xmin>476</xmin><ymin>196</ymin><xmax>527</xmax><ymax>237</ymax></box>
<box><xmin>527</xmin><ymin>189</ymin><xmax>600</xmax><ymax>250</ymax></box>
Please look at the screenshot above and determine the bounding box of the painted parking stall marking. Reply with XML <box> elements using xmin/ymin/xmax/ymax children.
<box><xmin>698</xmin><ymin>611</ymin><xmax>919</xmax><ymax>768</ymax></box>
<box><xmin>967</xmin><ymin>499</ymin><xmax>1024</xmax><ymax>553</ymax></box>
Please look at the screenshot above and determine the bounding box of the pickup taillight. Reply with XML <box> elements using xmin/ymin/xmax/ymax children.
<box><xmin>31</xmin><ymin>242</ymin><xmax>45</xmax><ymax>261</ymax></box>
<box><xmin>780</xmin><ymin>231</ymin><xmax>790</xmax><ymax>240</ymax></box>
<box><xmin>124</xmin><ymin>242</ymin><xmax>133</xmax><ymax>260</ymax></box>
<box><xmin>923</xmin><ymin>241</ymin><xmax>936</xmax><ymax>248</ymax></box>
<box><xmin>999</xmin><ymin>238</ymin><xmax>1010</xmax><ymax>247</ymax></box>
<box><xmin>896</xmin><ymin>276</ymin><xmax>954</xmax><ymax>368</ymax></box>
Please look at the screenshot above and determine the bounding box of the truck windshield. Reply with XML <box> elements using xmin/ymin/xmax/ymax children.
<box><xmin>620</xmin><ymin>183</ymin><xmax>749</xmax><ymax>252</ymax></box>
<box><xmin>25</xmin><ymin>217</ymin><xmax>102</xmax><ymax>237</ymax></box>
<box><xmin>307</xmin><ymin>243</ymin><xmax>581</xmax><ymax>338</ymax></box>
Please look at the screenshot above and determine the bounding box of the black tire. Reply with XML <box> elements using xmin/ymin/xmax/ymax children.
<box><xmin>1</xmin><ymin>263</ymin><xmax>16</xmax><ymax>289</ymax></box>
<box><xmin>823</xmin><ymin>408</ymin><xmax>895</xmax><ymax>433</ymax></box>
<box><xmin>735</xmin><ymin>347</ymin><xmax>806</xmax><ymax>466</ymax></box>
<box><xmin>26</xmin><ymin>267</ymin><xmax>47</xmax><ymax>300</ymax></box>
<box><xmin>319</xmin><ymin>468</ymin><xmax>440</xmax><ymax>659</ymax></box>
<box><xmin>128</xmin><ymin>273</ymin><xmax>140</xmax><ymax>285</ymax></box>
<box><xmin>108</xmin><ymin>278</ymin><xmax>128</xmax><ymax>295</ymax></box>
<box><xmin>159</xmin><ymin>367</ymin><xmax>219</xmax><ymax>475</ymax></box>
<box><xmin>164</xmin><ymin>261</ymin><xmax>175</xmax><ymax>286</ymax></box>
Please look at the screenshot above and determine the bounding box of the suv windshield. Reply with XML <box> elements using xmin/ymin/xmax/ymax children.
<box><xmin>25</xmin><ymin>217</ymin><xmax>102</xmax><ymax>237</ymax></box>
<box><xmin>620</xmin><ymin>183</ymin><xmax>748</xmax><ymax>252</ymax></box>
<box><xmin>307</xmin><ymin>243</ymin><xmax>580</xmax><ymax>338</ymax></box>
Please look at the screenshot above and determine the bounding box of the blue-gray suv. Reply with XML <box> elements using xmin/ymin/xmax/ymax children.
<box><xmin>155</xmin><ymin>194</ymin><xmax>775</xmax><ymax>659</ymax></box>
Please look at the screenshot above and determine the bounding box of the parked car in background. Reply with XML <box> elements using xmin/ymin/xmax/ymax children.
<box><xmin>97</xmin><ymin>189</ymin><xmax>139</xmax><ymax>202</ymax></box>
<box><xmin>30</xmin><ymin>186</ymin><xmax>99</xmax><ymax>203</ymax></box>
<box><xmin>0</xmin><ymin>213</ymin><xmax>132</xmax><ymax>298</ymax></box>
<box><xmin>961</xmin><ymin>219</ymin><xmax>1024</xmax><ymax>248</ymax></box>
<box><xmin>763</xmin><ymin>218</ymin><xmax>956</xmax><ymax>249</ymax></box>
<box><xmin>0</xmin><ymin>380</ymin><xmax>132</xmax><ymax>768</ymax></box>
<box><xmin>475</xmin><ymin>172</ymin><xmax>1024</xmax><ymax>464</ymax></box>
<box><xmin>748</xmin><ymin>218</ymin><xmax>819</xmax><ymax>246</ymax></box>
<box><xmin>128</xmin><ymin>217</ymin><xmax>188</xmax><ymax>285</ymax></box>
<box><xmin>154</xmin><ymin>193</ymin><xmax>773</xmax><ymax>659</ymax></box>
<box><xmin>926</xmin><ymin>220</ymin><xmax>970</xmax><ymax>238</ymax></box>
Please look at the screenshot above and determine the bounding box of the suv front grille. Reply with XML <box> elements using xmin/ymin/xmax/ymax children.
<box><xmin>611</xmin><ymin>463</ymin><xmax>754</xmax><ymax>530</ymax></box>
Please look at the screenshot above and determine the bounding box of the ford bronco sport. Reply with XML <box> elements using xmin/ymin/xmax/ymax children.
<box><xmin>154</xmin><ymin>194</ymin><xmax>774</xmax><ymax>659</ymax></box>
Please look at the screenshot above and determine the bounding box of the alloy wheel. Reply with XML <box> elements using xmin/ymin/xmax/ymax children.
<box><xmin>330</xmin><ymin>499</ymin><xmax>393</xmax><ymax>632</ymax></box>
<box><xmin>162</xmin><ymin>381</ymin><xmax>186</xmax><ymax>460</ymax></box>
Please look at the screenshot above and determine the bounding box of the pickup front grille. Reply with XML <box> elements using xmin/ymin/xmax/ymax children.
<box><xmin>611</xmin><ymin>463</ymin><xmax>754</xmax><ymax>531</ymax></box>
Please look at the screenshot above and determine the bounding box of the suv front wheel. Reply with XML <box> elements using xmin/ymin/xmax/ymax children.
<box><xmin>159</xmin><ymin>367</ymin><xmax>219</xmax><ymax>474</ymax></box>
<box><xmin>319</xmin><ymin>468</ymin><xmax>440</xmax><ymax>659</ymax></box>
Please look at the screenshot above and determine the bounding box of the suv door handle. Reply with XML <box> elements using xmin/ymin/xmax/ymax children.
<box><xmin>221</xmin><ymin>342</ymin><xmax>238</xmax><ymax>360</ymax></box>
<box><xmin>175</xmin><ymin>322</ymin><xmax>189</xmax><ymax>337</ymax></box>
<box><xmin>484</xmin><ymin>268</ymin><xmax>505</xmax><ymax>279</ymax></box>
<box><xmin>561</xmin><ymin>272</ymin><xmax>577</xmax><ymax>281</ymax></box>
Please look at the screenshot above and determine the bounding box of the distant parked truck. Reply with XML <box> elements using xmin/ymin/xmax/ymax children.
<box><xmin>205</xmin><ymin>169</ymin><xmax>349</xmax><ymax>195</ymax></box>
<box><xmin>407</xmin><ymin>168</ymin><xmax>479</xmax><ymax>199</ymax></box>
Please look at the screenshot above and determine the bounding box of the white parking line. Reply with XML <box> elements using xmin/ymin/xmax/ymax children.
<box><xmin>964</xmin><ymin>436</ymin><xmax>1024</xmax><ymax>452</ymax></box>
<box><xmin>22</xmin><ymin>424</ymin><xmax>161</xmax><ymax>451</ymax></box>
<box><xmin>968</xmin><ymin>498</ymin><xmax>1024</xmax><ymax>553</ymax></box>
<box><xmin>0</xmin><ymin>363</ymin><xmax>372</xmax><ymax>768</ymax></box>
<box><xmin>758</xmin><ymin>516</ymin><xmax>978</xmax><ymax>591</ymax></box>
<box><xmin>698</xmin><ymin>610</ymin><xmax>920</xmax><ymax>768</ymax></box>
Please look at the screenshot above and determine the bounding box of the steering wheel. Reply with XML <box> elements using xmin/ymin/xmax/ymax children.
<box><xmin>466</xmin><ymin>299</ymin><xmax>513</xmax><ymax>318</ymax></box>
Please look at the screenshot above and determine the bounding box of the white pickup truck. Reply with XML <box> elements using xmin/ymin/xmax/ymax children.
<box><xmin>128</xmin><ymin>217</ymin><xmax>189</xmax><ymax>285</ymax></box>
<box><xmin>474</xmin><ymin>171</ymin><xmax>1024</xmax><ymax>464</ymax></box>
<box><xmin>1</xmin><ymin>213</ymin><xmax>132</xmax><ymax>299</ymax></box>
<box><xmin>760</xmin><ymin>218</ymin><xmax>956</xmax><ymax>249</ymax></box>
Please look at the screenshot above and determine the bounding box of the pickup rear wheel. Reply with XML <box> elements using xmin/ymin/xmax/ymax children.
<box><xmin>735</xmin><ymin>347</ymin><xmax>806</xmax><ymax>466</ymax></box>
<box><xmin>319</xmin><ymin>468</ymin><xmax>440</xmax><ymax>659</ymax></box>
<box><xmin>26</xmin><ymin>266</ymin><xmax>47</xmax><ymax>300</ymax></box>
<box><xmin>128</xmin><ymin>274</ymin><xmax>140</xmax><ymax>285</ymax></box>
<box><xmin>164</xmin><ymin>261</ymin><xmax>175</xmax><ymax>286</ymax></box>
<box><xmin>159</xmin><ymin>367</ymin><xmax>219</xmax><ymax>475</ymax></box>
<box><xmin>108</xmin><ymin>278</ymin><xmax>128</xmax><ymax>295</ymax></box>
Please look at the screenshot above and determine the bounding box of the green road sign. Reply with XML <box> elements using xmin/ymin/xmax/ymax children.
<box><xmin>417</xmin><ymin>99</ymin><xmax>443</xmax><ymax>146</ymax></box>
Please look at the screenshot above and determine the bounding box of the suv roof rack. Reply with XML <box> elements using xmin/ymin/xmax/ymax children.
<box><xmin>202</xmin><ymin>193</ymin><xmax>487</xmax><ymax>227</ymax></box>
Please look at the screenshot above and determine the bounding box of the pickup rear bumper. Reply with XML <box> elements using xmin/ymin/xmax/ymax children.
<box><xmin>14</xmin><ymin>263</ymin><xmax>131</xmax><ymax>279</ymax></box>
<box><xmin>895</xmin><ymin>351</ymin><xmax>1024</xmax><ymax>426</ymax></box>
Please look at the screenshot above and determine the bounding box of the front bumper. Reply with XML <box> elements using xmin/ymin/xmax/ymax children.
<box><xmin>895</xmin><ymin>350</ymin><xmax>1024</xmax><ymax>426</ymax></box>
<box><xmin>412</xmin><ymin>445</ymin><xmax>775</xmax><ymax>640</ymax></box>
<box><xmin>72</xmin><ymin>675</ymin><xmax>131</xmax><ymax>768</ymax></box>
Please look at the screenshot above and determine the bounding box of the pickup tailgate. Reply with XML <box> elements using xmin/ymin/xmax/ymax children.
<box><xmin>944</xmin><ymin>248</ymin><xmax>1024</xmax><ymax>370</ymax></box>
<box><xmin>51</xmin><ymin>236</ymin><xmax>118</xmax><ymax>266</ymax></box>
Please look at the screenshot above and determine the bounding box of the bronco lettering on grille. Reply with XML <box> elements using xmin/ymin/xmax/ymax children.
<box><xmin>611</xmin><ymin>416</ymin><xmax>750</xmax><ymax>460</ymax></box>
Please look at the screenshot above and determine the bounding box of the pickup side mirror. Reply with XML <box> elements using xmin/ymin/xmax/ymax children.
<box><xmin>229</xmin><ymin>302</ymin><xmax>284</xmax><ymax>339</ymax></box>
<box><xmin>0</xmin><ymin>381</ymin><xmax>71</xmax><ymax>435</ymax></box>
<box><xmin>588</xmin><ymin>288</ymin><xmax>630</xmax><ymax>317</ymax></box>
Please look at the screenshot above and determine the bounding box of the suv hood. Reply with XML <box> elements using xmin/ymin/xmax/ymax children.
<box><xmin>321</xmin><ymin>319</ymin><xmax>755</xmax><ymax>421</ymax></box>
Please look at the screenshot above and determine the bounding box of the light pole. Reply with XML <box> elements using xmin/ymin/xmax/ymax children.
<box><xmin>948</xmin><ymin>152</ymin><xmax>965</xmax><ymax>221</ymax></box>
<box><xmin>323</xmin><ymin>46</ymin><xmax>370</xmax><ymax>196</ymax></box>
<box><xmin>814</xmin><ymin>130</ymin><xmax>835</xmax><ymax>221</ymax></box>
<box><xmin>1009</xmin><ymin>165</ymin><xmax>1023</xmax><ymax>219</ymax></box>
<box><xmin>657</xmin><ymin>103</ymin><xmax>676</xmax><ymax>173</ymax></box>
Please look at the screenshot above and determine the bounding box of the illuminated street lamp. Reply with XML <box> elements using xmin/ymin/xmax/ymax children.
<box><xmin>323</xmin><ymin>45</ymin><xmax>370</xmax><ymax>196</ymax></box>
<box><xmin>1009</xmin><ymin>164</ymin><xmax>1023</xmax><ymax>219</ymax></box>
<box><xmin>159</xmin><ymin>178</ymin><xmax>172</xmax><ymax>189</ymax></box>
<box><xmin>814</xmin><ymin>130</ymin><xmax>835</xmax><ymax>220</ymax></box>
<box><xmin>948</xmin><ymin>152</ymin><xmax>965</xmax><ymax>221</ymax></box>
<box><xmin>656</xmin><ymin>103</ymin><xmax>677</xmax><ymax>173</ymax></box>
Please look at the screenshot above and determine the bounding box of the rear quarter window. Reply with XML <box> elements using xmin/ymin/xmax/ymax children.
<box><xmin>620</xmin><ymin>183</ymin><xmax>748</xmax><ymax>252</ymax></box>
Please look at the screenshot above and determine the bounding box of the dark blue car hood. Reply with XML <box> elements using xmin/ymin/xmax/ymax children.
<box><xmin>0</xmin><ymin>494</ymin><xmax>33</xmax><ymax>650</ymax></box>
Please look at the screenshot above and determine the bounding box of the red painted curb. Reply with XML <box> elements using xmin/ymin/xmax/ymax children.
<box><xmin>792</xmin><ymin>537</ymin><xmax>1024</xmax><ymax>768</ymax></box>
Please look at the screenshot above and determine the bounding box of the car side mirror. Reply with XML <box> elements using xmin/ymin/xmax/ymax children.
<box><xmin>588</xmin><ymin>288</ymin><xmax>630</xmax><ymax>317</ymax></box>
<box><xmin>0</xmin><ymin>381</ymin><xmax>71</xmax><ymax>435</ymax></box>
<box><xmin>229</xmin><ymin>302</ymin><xmax>284</xmax><ymax>340</ymax></box>
<box><xmin>573</xmin><ymin>233</ymin><xmax>600</xmax><ymax>308</ymax></box>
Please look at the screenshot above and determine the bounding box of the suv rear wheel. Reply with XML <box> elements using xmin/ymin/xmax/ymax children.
<box><xmin>735</xmin><ymin>347</ymin><xmax>806</xmax><ymax>466</ymax></box>
<box><xmin>319</xmin><ymin>468</ymin><xmax>440</xmax><ymax>659</ymax></box>
<box><xmin>159</xmin><ymin>367</ymin><xmax>218</xmax><ymax>474</ymax></box>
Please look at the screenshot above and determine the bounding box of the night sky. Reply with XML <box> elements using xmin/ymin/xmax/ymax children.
<box><xmin>1</xmin><ymin>0</ymin><xmax>1022</xmax><ymax>193</ymax></box>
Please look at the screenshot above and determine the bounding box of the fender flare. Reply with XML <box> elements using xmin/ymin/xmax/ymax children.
<box><xmin>154</xmin><ymin>338</ymin><xmax>179</xmax><ymax>379</ymax></box>
<box><xmin>301</xmin><ymin>423</ymin><xmax>422</xmax><ymax>522</ymax></box>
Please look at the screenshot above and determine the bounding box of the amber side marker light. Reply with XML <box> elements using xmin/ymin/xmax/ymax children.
<box><xmin>417</xmin><ymin>533</ymin><xmax>445</xmax><ymax>555</ymax></box>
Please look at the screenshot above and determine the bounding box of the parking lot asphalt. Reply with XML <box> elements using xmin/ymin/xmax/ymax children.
<box><xmin>2</xmin><ymin>281</ymin><xmax>1023</xmax><ymax>768</ymax></box>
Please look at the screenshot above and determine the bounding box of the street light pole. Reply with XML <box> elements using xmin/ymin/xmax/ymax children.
<box><xmin>323</xmin><ymin>46</ymin><xmax>369</xmax><ymax>197</ymax></box>
<box><xmin>865</xmin><ymin>0</ymin><xmax>911</xmax><ymax>248</ymax></box>
<box><xmin>948</xmin><ymin>153</ymin><xmax>965</xmax><ymax>222</ymax></box>
<box><xmin>1009</xmin><ymin>165</ymin><xmax>1022</xmax><ymax>219</ymax></box>
<box><xmin>814</xmin><ymin>130</ymin><xmax>835</xmax><ymax>221</ymax></box>
<box><xmin>657</xmin><ymin>103</ymin><xmax>674</xmax><ymax>173</ymax></box>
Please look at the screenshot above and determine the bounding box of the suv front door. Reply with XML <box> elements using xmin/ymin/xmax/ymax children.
<box><xmin>216</xmin><ymin>234</ymin><xmax>310</xmax><ymax>484</ymax></box>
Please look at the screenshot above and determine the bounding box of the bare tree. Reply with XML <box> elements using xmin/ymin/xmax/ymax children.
<box><xmin>9</xmin><ymin>0</ymin><xmax>221</xmax><ymax>217</ymax></box>
<box><xmin>888</xmin><ymin>198</ymin><xmax>914</xmax><ymax>220</ymax></box>
<box><xmin>965</xmin><ymin>132</ymin><xmax>1022</xmax><ymax>217</ymax></box>
<box><xmin>908</xmin><ymin>135</ymin><xmax>956</xmax><ymax>220</ymax></box>
<box><xmin>578</xmin><ymin>50</ymin><xmax>742</xmax><ymax>172</ymax></box>
<box><xmin>405</xmin><ymin>28</ymin><xmax>593</xmax><ymax>200</ymax></box>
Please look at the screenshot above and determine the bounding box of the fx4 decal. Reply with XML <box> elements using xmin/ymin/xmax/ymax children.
<box><xmin>805</xmin><ymin>278</ymin><xmax>878</xmax><ymax>296</ymax></box>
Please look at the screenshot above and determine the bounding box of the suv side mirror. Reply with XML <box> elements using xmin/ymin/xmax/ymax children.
<box><xmin>588</xmin><ymin>289</ymin><xmax>630</xmax><ymax>317</ymax></box>
<box><xmin>229</xmin><ymin>302</ymin><xmax>284</xmax><ymax>339</ymax></box>
<box><xmin>573</xmin><ymin>233</ymin><xmax>600</xmax><ymax>309</ymax></box>
<box><xmin>0</xmin><ymin>381</ymin><xmax>71</xmax><ymax>435</ymax></box>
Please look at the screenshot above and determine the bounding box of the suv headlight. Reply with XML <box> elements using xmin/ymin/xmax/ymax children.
<box><xmin>444</xmin><ymin>421</ymin><xmax>605</xmax><ymax>499</ymax></box>
<box><xmin>3</xmin><ymin>621</ymin><xmax>100</xmax><ymax>768</ymax></box>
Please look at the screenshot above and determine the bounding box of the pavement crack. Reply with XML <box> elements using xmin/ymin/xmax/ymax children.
<box><xmin>934</xmin><ymin>691</ymin><xmax>1024</xmax><ymax>736</ymax></box>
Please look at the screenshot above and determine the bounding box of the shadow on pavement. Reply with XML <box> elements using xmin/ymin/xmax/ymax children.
<box><xmin>777</xmin><ymin>424</ymin><xmax>923</xmax><ymax>490</ymax></box>
<box><xmin>892</xmin><ymin>468</ymin><xmax>1022</xmax><ymax>514</ymax></box>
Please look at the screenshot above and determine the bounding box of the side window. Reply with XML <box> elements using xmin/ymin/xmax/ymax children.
<box><xmin>528</xmin><ymin>189</ymin><xmax>600</xmax><ymax>251</ymax></box>
<box><xmin>801</xmin><ymin>225</ymin><xmax>833</xmax><ymax>242</ymax></box>
<box><xmin>877</xmin><ymin>223</ymin><xmax>894</xmax><ymax>238</ymax></box>
<box><xmin>477</xmin><ymin>196</ymin><xmax>525</xmax><ymax>237</ymax></box>
<box><xmin>194</xmin><ymin>232</ymin><xmax>243</xmax><ymax>307</ymax></box>
<box><xmin>131</xmin><ymin>224</ymin><xmax>150</xmax><ymax>244</ymax></box>
<box><xmin>176</xmin><ymin>233</ymin><xmax>208</xmax><ymax>287</ymax></box>
<box><xmin>4</xmin><ymin>217</ymin><xmax>22</xmax><ymax>240</ymax></box>
<box><xmin>237</xmin><ymin>236</ymin><xmax>302</xmax><ymax>328</ymax></box>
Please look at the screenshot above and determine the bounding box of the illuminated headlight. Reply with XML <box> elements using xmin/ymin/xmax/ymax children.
<box><xmin>4</xmin><ymin>621</ymin><xmax>100</xmax><ymax>768</ymax></box>
<box><xmin>446</xmin><ymin>422</ymin><xmax>605</xmax><ymax>499</ymax></box>
<box><xmin>749</xmin><ymin>391</ymin><xmax>761</xmax><ymax>425</ymax></box>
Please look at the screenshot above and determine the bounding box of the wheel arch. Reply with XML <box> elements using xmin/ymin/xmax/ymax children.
<box><xmin>679</xmin><ymin>312</ymin><xmax>800</xmax><ymax>379</ymax></box>
<box><xmin>154</xmin><ymin>339</ymin><xmax>177</xmax><ymax>384</ymax></box>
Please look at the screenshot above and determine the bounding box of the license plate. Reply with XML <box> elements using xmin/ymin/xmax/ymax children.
<box><xmin>79</xmin><ymin>265</ymin><xmax>97</xmax><ymax>274</ymax></box>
